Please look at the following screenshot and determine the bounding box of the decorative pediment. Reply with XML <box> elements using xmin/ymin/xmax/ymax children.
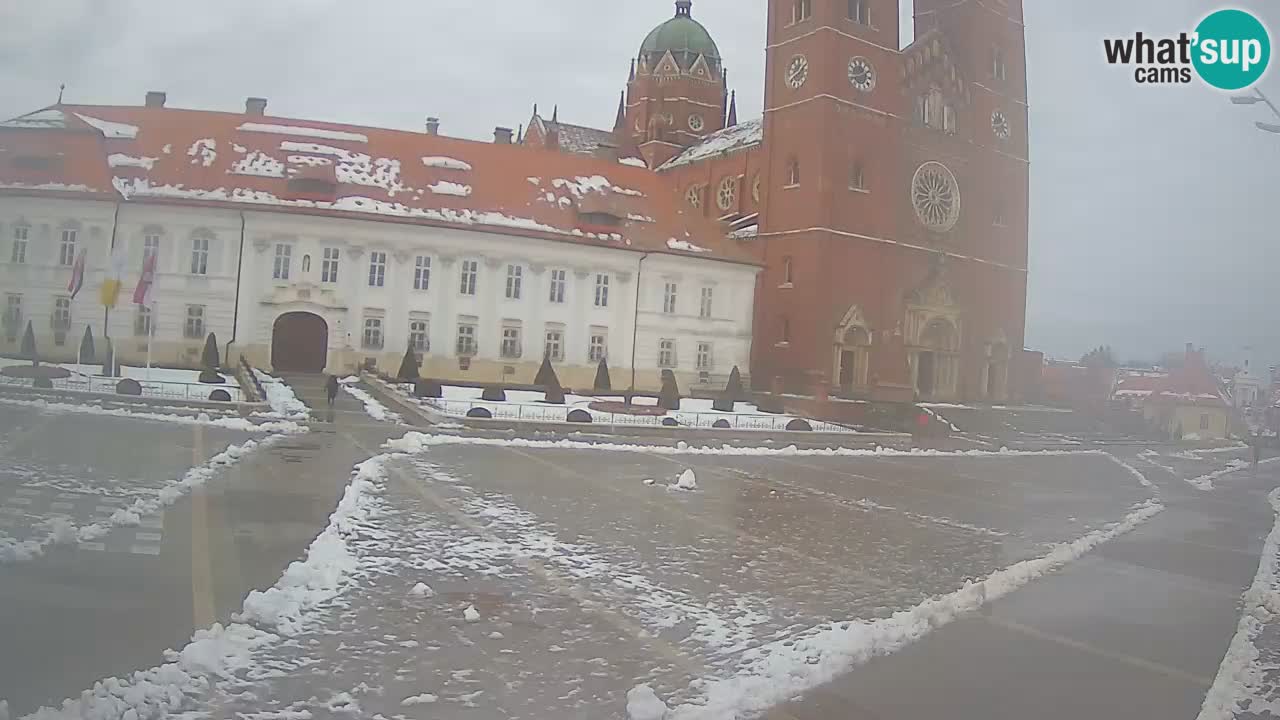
<box><xmin>655</xmin><ymin>51</ymin><xmax>682</xmax><ymax>77</ymax></box>
<box><xmin>689</xmin><ymin>54</ymin><xmax>713</xmax><ymax>81</ymax></box>
<box><xmin>833</xmin><ymin>304</ymin><xmax>869</xmax><ymax>343</ymax></box>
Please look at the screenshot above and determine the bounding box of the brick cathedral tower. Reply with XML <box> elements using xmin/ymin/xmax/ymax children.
<box><xmin>623</xmin><ymin>1</ymin><xmax>730</xmax><ymax>169</ymax></box>
<box><xmin>749</xmin><ymin>0</ymin><xmax>1029</xmax><ymax>403</ymax></box>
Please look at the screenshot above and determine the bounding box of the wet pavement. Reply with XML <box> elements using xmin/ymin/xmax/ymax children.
<box><xmin>1</xmin><ymin>383</ymin><xmax>1278</xmax><ymax>719</ymax></box>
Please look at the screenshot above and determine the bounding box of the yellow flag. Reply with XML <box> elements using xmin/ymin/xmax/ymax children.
<box><xmin>100</xmin><ymin>245</ymin><xmax>127</xmax><ymax>308</ymax></box>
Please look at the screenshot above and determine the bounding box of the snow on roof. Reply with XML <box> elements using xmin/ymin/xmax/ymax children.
<box><xmin>619</xmin><ymin>157</ymin><xmax>647</xmax><ymax>168</ymax></box>
<box><xmin>537</xmin><ymin>118</ymin><xmax>617</xmax><ymax>155</ymax></box>
<box><xmin>422</xmin><ymin>156</ymin><xmax>472</xmax><ymax>171</ymax></box>
<box><xmin>728</xmin><ymin>223</ymin><xmax>758</xmax><ymax>239</ymax></box>
<box><xmin>659</xmin><ymin>118</ymin><xmax>763</xmax><ymax>171</ymax></box>
<box><xmin>237</xmin><ymin>122</ymin><xmax>369</xmax><ymax>143</ymax></box>
<box><xmin>0</xmin><ymin>103</ymin><xmax>758</xmax><ymax>266</ymax></box>
<box><xmin>107</xmin><ymin>154</ymin><xmax>156</xmax><ymax>170</ymax></box>
<box><xmin>1</xmin><ymin>108</ymin><xmax>68</xmax><ymax>129</ymax></box>
<box><xmin>75</xmin><ymin>113</ymin><xmax>139</xmax><ymax>139</ymax></box>
<box><xmin>667</xmin><ymin>238</ymin><xmax>711</xmax><ymax>253</ymax></box>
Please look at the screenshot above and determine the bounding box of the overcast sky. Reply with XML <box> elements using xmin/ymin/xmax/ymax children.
<box><xmin>2</xmin><ymin>0</ymin><xmax>1276</xmax><ymax>366</ymax></box>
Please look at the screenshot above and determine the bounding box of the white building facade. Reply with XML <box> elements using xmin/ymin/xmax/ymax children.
<box><xmin>0</xmin><ymin>197</ymin><xmax>757</xmax><ymax>391</ymax></box>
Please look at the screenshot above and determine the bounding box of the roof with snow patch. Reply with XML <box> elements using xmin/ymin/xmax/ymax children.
<box><xmin>0</xmin><ymin>104</ymin><xmax>756</xmax><ymax>265</ymax></box>
<box><xmin>658</xmin><ymin>117</ymin><xmax>762</xmax><ymax>171</ymax></box>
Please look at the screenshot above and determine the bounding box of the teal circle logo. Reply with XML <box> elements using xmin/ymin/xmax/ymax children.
<box><xmin>1193</xmin><ymin>9</ymin><xmax>1271</xmax><ymax>90</ymax></box>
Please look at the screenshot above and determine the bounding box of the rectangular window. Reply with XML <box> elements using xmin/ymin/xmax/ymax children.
<box><xmin>594</xmin><ymin>273</ymin><xmax>610</xmax><ymax>307</ymax></box>
<box><xmin>4</xmin><ymin>294</ymin><xmax>22</xmax><ymax>334</ymax></box>
<box><xmin>783</xmin><ymin>256</ymin><xmax>794</xmax><ymax>285</ymax></box>
<box><xmin>699</xmin><ymin>287</ymin><xmax>714</xmax><ymax>319</ymax></box>
<box><xmin>190</xmin><ymin>236</ymin><xmax>209</xmax><ymax>275</ymax></box>
<box><xmin>322</xmin><ymin>247</ymin><xmax>340</xmax><ymax>283</ymax></box>
<box><xmin>134</xmin><ymin>305</ymin><xmax>152</xmax><ymax>337</ymax></box>
<box><xmin>52</xmin><ymin>297</ymin><xmax>71</xmax><ymax>332</ymax></box>
<box><xmin>456</xmin><ymin>321</ymin><xmax>478</xmax><ymax>356</ymax></box>
<box><xmin>500</xmin><ymin>324</ymin><xmax>523</xmax><ymax>359</ymax></box>
<box><xmin>663</xmin><ymin>282</ymin><xmax>678</xmax><ymax>314</ymax></box>
<box><xmin>10</xmin><ymin>226</ymin><xmax>28</xmax><ymax>264</ymax></box>
<box><xmin>273</xmin><ymin>243</ymin><xmax>292</xmax><ymax>280</ymax></box>
<box><xmin>658</xmin><ymin>339</ymin><xmax>677</xmax><ymax>368</ymax></box>
<box><xmin>414</xmin><ymin>255</ymin><xmax>431</xmax><ymax>291</ymax></box>
<box><xmin>696</xmin><ymin>342</ymin><xmax>713</xmax><ymax>371</ymax></box>
<box><xmin>850</xmin><ymin>162</ymin><xmax>866</xmax><ymax>190</ymax></box>
<box><xmin>589</xmin><ymin>333</ymin><xmax>608</xmax><ymax>363</ymax></box>
<box><xmin>1200</xmin><ymin>413</ymin><xmax>1211</xmax><ymax>431</ymax></box>
<box><xmin>505</xmin><ymin>264</ymin><xmax>523</xmax><ymax>300</ymax></box>
<box><xmin>792</xmin><ymin>0</ymin><xmax>811</xmax><ymax>23</ymax></box>
<box><xmin>549</xmin><ymin>269</ymin><xmax>566</xmax><ymax>303</ymax></box>
<box><xmin>992</xmin><ymin>46</ymin><xmax>1007</xmax><ymax>81</ymax></box>
<box><xmin>849</xmin><ymin>0</ymin><xmax>870</xmax><ymax>25</ymax></box>
<box><xmin>368</xmin><ymin>251</ymin><xmax>386</xmax><ymax>287</ymax></box>
<box><xmin>544</xmin><ymin>327</ymin><xmax>564</xmax><ymax>362</ymax></box>
<box><xmin>409</xmin><ymin>319</ymin><xmax>430</xmax><ymax>353</ymax></box>
<box><xmin>143</xmin><ymin>233</ymin><xmax>160</xmax><ymax>262</ymax></box>
<box><xmin>362</xmin><ymin>317</ymin><xmax>384</xmax><ymax>349</ymax></box>
<box><xmin>460</xmin><ymin>259</ymin><xmax>478</xmax><ymax>296</ymax></box>
<box><xmin>184</xmin><ymin>305</ymin><xmax>204</xmax><ymax>339</ymax></box>
<box><xmin>59</xmin><ymin>229</ymin><xmax>77</xmax><ymax>267</ymax></box>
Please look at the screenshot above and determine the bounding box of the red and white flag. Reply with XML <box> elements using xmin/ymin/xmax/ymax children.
<box><xmin>133</xmin><ymin>253</ymin><xmax>157</xmax><ymax>307</ymax></box>
<box><xmin>67</xmin><ymin>247</ymin><xmax>87</xmax><ymax>299</ymax></box>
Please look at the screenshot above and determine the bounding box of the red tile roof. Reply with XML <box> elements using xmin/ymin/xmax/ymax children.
<box><xmin>1145</xmin><ymin>350</ymin><xmax>1229</xmax><ymax>408</ymax></box>
<box><xmin>0</xmin><ymin>104</ymin><xmax>757</xmax><ymax>266</ymax></box>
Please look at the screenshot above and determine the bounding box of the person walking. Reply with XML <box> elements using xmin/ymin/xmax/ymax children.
<box><xmin>325</xmin><ymin>375</ymin><xmax>340</xmax><ymax>407</ymax></box>
<box><xmin>1252</xmin><ymin>433</ymin><xmax>1262</xmax><ymax>473</ymax></box>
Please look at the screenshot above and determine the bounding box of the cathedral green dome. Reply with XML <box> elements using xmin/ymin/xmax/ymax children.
<box><xmin>639</xmin><ymin>1</ymin><xmax>722</xmax><ymax>72</ymax></box>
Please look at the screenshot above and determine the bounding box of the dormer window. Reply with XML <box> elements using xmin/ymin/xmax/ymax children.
<box><xmin>578</xmin><ymin>211</ymin><xmax>622</xmax><ymax>227</ymax></box>
<box><xmin>287</xmin><ymin>177</ymin><xmax>336</xmax><ymax>196</ymax></box>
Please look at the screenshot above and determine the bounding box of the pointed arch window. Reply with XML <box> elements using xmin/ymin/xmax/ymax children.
<box><xmin>785</xmin><ymin>157</ymin><xmax>801</xmax><ymax>188</ymax></box>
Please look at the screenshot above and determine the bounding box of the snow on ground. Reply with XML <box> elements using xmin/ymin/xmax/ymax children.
<box><xmin>0</xmin><ymin>358</ymin><xmax>239</xmax><ymax>400</ymax></box>
<box><xmin>19</xmin><ymin>452</ymin><xmax>391</xmax><ymax>720</ymax></box>
<box><xmin>253</xmin><ymin>369</ymin><xmax>309</xmax><ymax>420</ymax></box>
<box><xmin>1198</xmin><ymin>486</ymin><xmax>1280</xmax><ymax>720</ymax></box>
<box><xmin>1184</xmin><ymin>458</ymin><xmax>1280</xmax><ymax>491</ymax></box>
<box><xmin>0</xmin><ymin>396</ymin><xmax>300</xmax><ymax>434</ymax></box>
<box><xmin>341</xmin><ymin>380</ymin><xmax>403</xmax><ymax>424</ymax></box>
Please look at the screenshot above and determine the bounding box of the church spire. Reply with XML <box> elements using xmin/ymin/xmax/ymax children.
<box><xmin>613</xmin><ymin>91</ymin><xmax>626</xmax><ymax>132</ymax></box>
<box><xmin>726</xmin><ymin>90</ymin><xmax>738</xmax><ymax>127</ymax></box>
<box><xmin>552</xmin><ymin>104</ymin><xmax>558</xmax><ymax>123</ymax></box>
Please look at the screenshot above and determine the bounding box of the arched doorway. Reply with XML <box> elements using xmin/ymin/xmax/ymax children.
<box><xmin>913</xmin><ymin>317</ymin><xmax>960</xmax><ymax>400</ymax></box>
<box><xmin>272</xmin><ymin>312</ymin><xmax>328</xmax><ymax>373</ymax></box>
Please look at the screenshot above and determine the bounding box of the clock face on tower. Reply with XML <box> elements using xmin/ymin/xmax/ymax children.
<box><xmin>848</xmin><ymin>57</ymin><xmax>876</xmax><ymax>92</ymax></box>
<box><xmin>785</xmin><ymin>55</ymin><xmax>810</xmax><ymax>89</ymax></box>
<box><xmin>991</xmin><ymin>110</ymin><xmax>1011</xmax><ymax>140</ymax></box>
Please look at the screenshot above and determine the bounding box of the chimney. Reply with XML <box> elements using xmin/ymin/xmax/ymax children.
<box><xmin>493</xmin><ymin>126</ymin><xmax>514</xmax><ymax>144</ymax></box>
<box><xmin>145</xmin><ymin>91</ymin><xmax>167</xmax><ymax>108</ymax></box>
<box><xmin>245</xmin><ymin>97</ymin><xmax>268</xmax><ymax>116</ymax></box>
<box><xmin>425</xmin><ymin>117</ymin><xmax>440</xmax><ymax>135</ymax></box>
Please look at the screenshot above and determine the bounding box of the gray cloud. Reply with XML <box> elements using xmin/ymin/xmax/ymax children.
<box><xmin>1</xmin><ymin>0</ymin><xmax>1275</xmax><ymax>366</ymax></box>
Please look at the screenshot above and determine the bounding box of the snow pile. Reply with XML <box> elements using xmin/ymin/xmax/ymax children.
<box><xmin>235</xmin><ymin>454</ymin><xmax>386</xmax><ymax>635</ymax></box>
<box><xmin>253</xmin><ymin>369</ymin><xmax>309</xmax><ymax>421</ymax></box>
<box><xmin>239</xmin><ymin>123</ymin><xmax>369</xmax><ymax>143</ymax></box>
<box><xmin>340</xmin><ymin>381</ymin><xmax>403</xmax><ymax>424</ymax></box>
<box><xmin>463</xmin><ymin>604</ymin><xmax>481</xmax><ymax>622</ymax></box>
<box><xmin>619</xmin><ymin>157</ymin><xmax>648</xmax><ymax>168</ymax></box>
<box><xmin>672</xmin><ymin>469</ymin><xmax>698</xmax><ymax>491</ymax></box>
<box><xmin>1187</xmin><ymin>459</ymin><xmax>1251</xmax><ymax>491</ymax></box>
<box><xmin>0</xmin><ymin>182</ymin><xmax>95</xmax><ymax>193</ymax></box>
<box><xmin>1109</xmin><ymin>455</ymin><xmax>1155</xmax><ymax>490</ymax></box>
<box><xmin>107</xmin><ymin>154</ymin><xmax>156</xmax><ymax>170</ymax></box>
<box><xmin>401</xmin><ymin>693</ymin><xmax>438</xmax><ymax>706</ymax></box>
<box><xmin>187</xmin><ymin>139</ymin><xmax>217</xmax><ymax>167</ymax></box>
<box><xmin>75</xmin><ymin>113</ymin><xmax>139</xmax><ymax>139</ymax></box>
<box><xmin>666</xmin><ymin>238</ymin><xmax>711</xmax><ymax>253</ymax></box>
<box><xmin>428</xmin><ymin>180</ymin><xmax>472</xmax><ymax>197</ymax></box>
<box><xmin>422</xmin><ymin>156</ymin><xmax>472</xmax><ymax>171</ymax></box>
<box><xmin>387</xmin><ymin>432</ymin><xmax>1104</xmax><ymax>460</ymax></box>
<box><xmin>230</xmin><ymin>151</ymin><xmax>286</xmax><ymax>178</ymax></box>
<box><xmin>0</xmin><ymin>396</ymin><xmax>301</xmax><ymax>434</ymax></box>
<box><xmin>409</xmin><ymin>582</ymin><xmax>435</xmax><ymax>597</ymax></box>
<box><xmin>665</xmin><ymin>499</ymin><xmax>1165</xmax><ymax>719</ymax></box>
<box><xmin>627</xmin><ymin>685</ymin><xmax>669</xmax><ymax>720</ymax></box>
<box><xmin>1197</xmin><ymin>486</ymin><xmax>1280</xmax><ymax>720</ymax></box>
<box><xmin>919</xmin><ymin>406</ymin><xmax>960</xmax><ymax>432</ymax></box>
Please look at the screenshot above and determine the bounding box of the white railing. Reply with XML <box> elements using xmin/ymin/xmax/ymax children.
<box><xmin>0</xmin><ymin>373</ymin><xmax>242</xmax><ymax>402</ymax></box>
<box><xmin>418</xmin><ymin>396</ymin><xmax>852</xmax><ymax>433</ymax></box>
